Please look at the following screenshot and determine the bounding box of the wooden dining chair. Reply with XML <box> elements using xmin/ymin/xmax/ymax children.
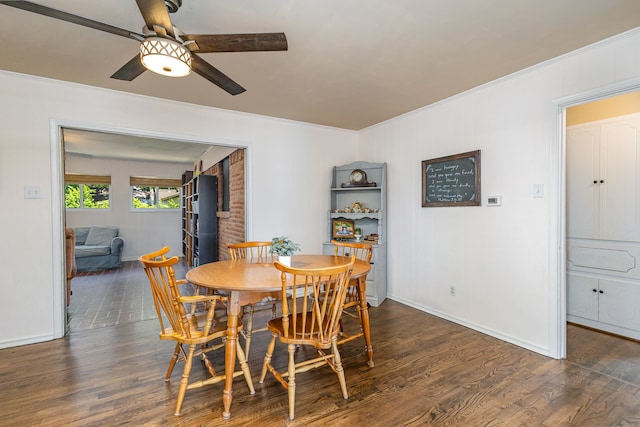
<box><xmin>331</xmin><ymin>240</ymin><xmax>374</xmax><ymax>368</ymax></box>
<box><xmin>259</xmin><ymin>256</ymin><xmax>355</xmax><ymax>420</ymax></box>
<box><xmin>227</xmin><ymin>241</ymin><xmax>280</xmax><ymax>359</ymax></box>
<box><xmin>139</xmin><ymin>247</ymin><xmax>255</xmax><ymax>416</ymax></box>
<box><xmin>331</xmin><ymin>240</ymin><xmax>375</xmax><ymax>367</ymax></box>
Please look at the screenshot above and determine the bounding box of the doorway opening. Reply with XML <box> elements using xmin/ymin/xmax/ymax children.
<box><xmin>564</xmin><ymin>91</ymin><xmax>640</xmax><ymax>344</ymax></box>
<box><xmin>553</xmin><ymin>77</ymin><xmax>640</xmax><ymax>359</ymax></box>
<box><xmin>53</xmin><ymin>122</ymin><xmax>251</xmax><ymax>338</ymax></box>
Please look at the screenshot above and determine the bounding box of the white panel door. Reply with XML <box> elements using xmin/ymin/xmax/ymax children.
<box><xmin>567</xmin><ymin>272</ymin><xmax>598</xmax><ymax>321</ymax></box>
<box><xmin>600</xmin><ymin>118</ymin><xmax>640</xmax><ymax>241</ymax></box>
<box><xmin>598</xmin><ymin>278</ymin><xmax>640</xmax><ymax>330</ymax></box>
<box><xmin>566</xmin><ymin>125</ymin><xmax>600</xmax><ymax>239</ymax></box>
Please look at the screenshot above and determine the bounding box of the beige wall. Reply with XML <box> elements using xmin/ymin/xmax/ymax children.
<box><xmin>360</xmin><ymin>27</ymin><xmax>640</xmax><ymax>358</ymax></box>
<box><xmin>567</xmin><ymin>91</ymin><xmax>640</xmax><ymax>126</ymax></box>
<box><xmin>0</xmin><ymin>70</ymin><xmax>357</xmax><ymax>348</ymax></box>
<box><xmin>3</xmin><ymin>25</ymin><xmax>640</xmax><ymax>358</ymax></box>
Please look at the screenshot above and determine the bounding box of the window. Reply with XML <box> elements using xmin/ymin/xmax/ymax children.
<box><xmin>130</xmin><ymin>176</ymin><xmax>181</xmax><ymax>210</ymax></box>
<box><xmin>65</xmin><ymin>174</ymin><xmax>111</xmax><ymax>209</ymax></box>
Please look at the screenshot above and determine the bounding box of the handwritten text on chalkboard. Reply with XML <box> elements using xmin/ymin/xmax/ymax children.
<box><xmin>422</xmin><ymin>150</ymin><xmax>481</xmax><ymax>207</ymax></box>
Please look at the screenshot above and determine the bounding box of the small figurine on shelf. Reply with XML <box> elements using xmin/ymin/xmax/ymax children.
<box><xmin>354</xmin><ymin>228</ymin><xmax>362</xmax><ymax>242</ymax></box>
<box><xmin>365</xmin><ymin>233</ymin><xmax>379</xmax><ymax>244</ymax></box>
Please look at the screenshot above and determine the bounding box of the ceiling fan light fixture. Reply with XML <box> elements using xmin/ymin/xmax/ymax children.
<box><xmin>140</xmin><ymin>37</ymin><xmax>191</xmax><ymax>77</ymax></box>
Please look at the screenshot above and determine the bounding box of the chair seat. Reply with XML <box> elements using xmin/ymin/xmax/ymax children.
<box><xmin>159</xmin><ymin>313</ymin><xmax>234</xmax><ymax>343</ymax></box>
<box><xmin>267</xmin><ymin>314</ymin><xmax>336</xmax><ymax>349</ymax></box>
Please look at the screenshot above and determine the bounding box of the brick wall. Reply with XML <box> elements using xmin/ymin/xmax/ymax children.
<box><xmin>202</xmin><ymin>149</ymin><xmax>245</xmax><ymax>261</ymax></box>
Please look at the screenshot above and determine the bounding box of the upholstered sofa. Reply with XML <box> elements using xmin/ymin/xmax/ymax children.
<box><xmin>72</xmin><ymin>226</ymin><xmax>125</xmax><ymax>272</ymax></box>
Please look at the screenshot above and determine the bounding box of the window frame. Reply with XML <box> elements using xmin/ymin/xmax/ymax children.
<box><xmin>64</xmin><ymin>174</ymin><xmax>112</xmax><ymax>210</ymax></box>
<box><xmin>130</xmin><ymin>176</ymin><xmax>182</xmax><ymax>211</ymax></box>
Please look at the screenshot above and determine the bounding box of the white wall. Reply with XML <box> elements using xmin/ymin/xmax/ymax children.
<box><xmin>3</xmin><ymin>27</ymin><xmax>640</xmax><ymax>355</ymax></box>
<box><xmin>359</xmin><ymin>28</ymin><xmax>640</xmax><ymax>356</ymax></box>
<box><xmin>65</xmin><ymin>155</ymin><xmax>191</xmax><ymax>261</ymax></box>
<box><xmin>0</xmin><ymin>75</ymin><xmax>357</xmax><ymax>347</ymax></box>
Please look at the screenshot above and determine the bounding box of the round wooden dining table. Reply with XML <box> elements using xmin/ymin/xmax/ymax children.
<box><xmin>186</xmin><ymin>254</ymin><xmax>371</xmax><ymax>419</ymax></box>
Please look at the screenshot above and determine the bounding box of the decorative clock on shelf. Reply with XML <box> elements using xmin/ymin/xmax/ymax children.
<box><xmin>341</xmin><ymin>168</ymin><xmax>377</xmax><ymax>187</ymax></box>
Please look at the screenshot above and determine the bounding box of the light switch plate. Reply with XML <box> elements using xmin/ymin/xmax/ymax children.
<box><xmin>533</xmin><ymin>184</ymin><xmax>544</xmax><ymax>198</ymax></box>
<box><xmin>24</xmin><ymin>185</ymin><xmax>42</xmax><ymax>199</ymax></box>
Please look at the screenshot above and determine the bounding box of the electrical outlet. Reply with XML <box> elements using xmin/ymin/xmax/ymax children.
<box><xmin>450</xmin><ymin>285</ymin><xmax>456</xmax><ymax>296</ymax></box>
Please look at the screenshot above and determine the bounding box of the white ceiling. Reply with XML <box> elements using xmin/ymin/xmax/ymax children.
<box><xmin>63</xmin><ymin>128</ymin><xmax>236</xmax><ymax>163</ymax></box>
<box><xmin>4</xmin><ymin>1</ymin><xmax>640</xmax><ymax>161</ymax></box>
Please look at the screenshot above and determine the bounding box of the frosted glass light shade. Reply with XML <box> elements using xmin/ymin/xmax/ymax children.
<box><xmin>140</xmin><ymin>37</ymin><xmax>191</xmax><ymax>77</ymax></box>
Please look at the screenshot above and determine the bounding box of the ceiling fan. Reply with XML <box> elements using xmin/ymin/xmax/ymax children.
<box><xmin>0</xmin><ymin>0</ymin><xmax>288</xmax><ymax>95</ymax></box>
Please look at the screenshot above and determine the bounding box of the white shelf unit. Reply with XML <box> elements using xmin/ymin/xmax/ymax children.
<box><xmin>323</xmin><ymin>161</ymin><xmax>387</xmax><ymax>307</ymax></box>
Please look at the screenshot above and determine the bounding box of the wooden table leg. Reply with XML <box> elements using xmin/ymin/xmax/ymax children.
<box><xmin>222</xmin><ymin>292</ymin><xmax>241</xmax><ymax>419</ymax></box>
<box><xmin>356</xmin><ymin>276</ymin><xmax>374</xmax><ymax>367</ymax></box>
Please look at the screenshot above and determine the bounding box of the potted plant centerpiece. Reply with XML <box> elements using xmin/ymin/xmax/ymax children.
<box><xmin>269</xmin><ymin>236</ymin><xmax>301</xmax><ymax>266</ymax></box>
<box><xmin>354</xmin><ymin>228</ymin><xmax>362</xmax><ymax>242</ymax></box>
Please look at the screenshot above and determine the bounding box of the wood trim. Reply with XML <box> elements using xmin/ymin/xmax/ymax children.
<box><xmin>129</xmin><ymin>176</ymin><xmax>181</xmax><ymax>187</ymax></box>
<box><xmin>64</xmin><ymin>173</ymin><xmax>111</xmax><ymax>184</ymax></box>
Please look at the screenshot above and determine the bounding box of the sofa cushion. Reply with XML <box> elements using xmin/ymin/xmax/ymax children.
<box><xmin>85</xmin><ymin>226</ymin><xmax>118</xmax><ymax>246</ymax></box>
<box><xmin>73</xmin><ymin>227</ymin><xmax>91</xmax><ymax>246</ymax></box>
<box><xmin>75</xmin><ymin>245</ymin><xmax>112</xmax><ymax>258</ymax></box>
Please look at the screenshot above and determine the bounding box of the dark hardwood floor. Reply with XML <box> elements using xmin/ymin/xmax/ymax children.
<box><xmin>2</xmin><ymin>262</ymin><xmax>640</xmax><ymax>426</ymax></box>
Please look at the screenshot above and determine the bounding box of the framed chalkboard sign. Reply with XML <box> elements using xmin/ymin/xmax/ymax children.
<box><xmin>422</xmin><ymin>150</ymin><xmax>481</xmax><ymax>207</ymax></box>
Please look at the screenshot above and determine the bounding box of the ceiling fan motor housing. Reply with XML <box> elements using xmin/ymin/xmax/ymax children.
<box><xmin>165</xmin><ymin>0</ymin><xmax>181</xmax><ymax>13</ymax></box>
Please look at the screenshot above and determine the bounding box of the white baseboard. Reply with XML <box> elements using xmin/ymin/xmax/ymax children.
<box><xmin>0</xmin><ymin>333</ymin><xmax>55</xmax><ymax>349</ymax></box>
<box><xmin>387</xmin><ymin>294</ymin><xmax>552</xmax><ymax>358</ymax></box>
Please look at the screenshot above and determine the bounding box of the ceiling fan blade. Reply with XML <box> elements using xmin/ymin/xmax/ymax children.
<box><xmin>111</xmin><ymin>55</ymin><xmax>147</xmax><ymax>81</ymax></box>
<box><xmin>184</xmin><ymin>33</ymin><xmax>288</xmax><ymax>53</ymax></box>
<box><xmin>191</xmin><ymin>55</ymin><xmax>245</xmax><ymax>95</ymax></box>
<box><xmin>0</xmin><ymin>1</ymin><xmax>143</xmax><ymax>41</ymax></box>
<box><xmin>135</xmin><ymin>0</ymin><xmax>175</xmax><ymax>39</ymax></box>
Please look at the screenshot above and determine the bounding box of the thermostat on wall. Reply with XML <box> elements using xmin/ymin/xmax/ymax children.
<box><xmin>487</xmin><ymin>195</ymin><xmax>502</xmax><ymax>206</ymax></box>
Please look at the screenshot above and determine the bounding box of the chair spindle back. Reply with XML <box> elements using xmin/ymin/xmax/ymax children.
<box><xmin>274</xmin><ymin>256</ymin><xmax>355</xmax><ymax>349</ymax></box>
